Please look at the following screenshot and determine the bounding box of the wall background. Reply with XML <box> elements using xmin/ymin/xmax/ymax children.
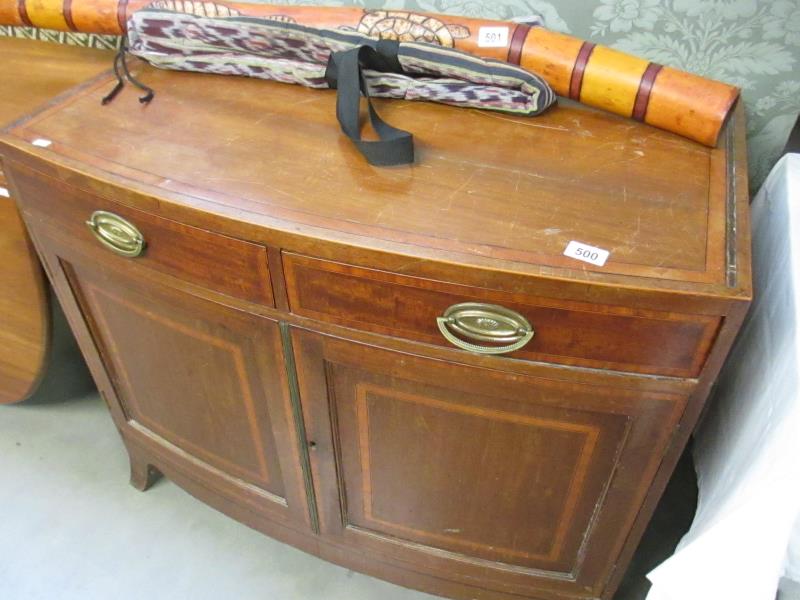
<box><xmin>2</xmin><ymin>0</ymin><xmax>799</xmax><ymax>189</ymax></box>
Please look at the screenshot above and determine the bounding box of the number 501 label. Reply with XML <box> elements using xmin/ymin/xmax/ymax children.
<box><xmin>564</xmin><ymin>240</ymin><xmax>610</xmax><ymax>267</ymax></box>
<box><xmin>478</xmin><ymin>26</ymin><xmax>509</xmax><ymax>47</ymax></box>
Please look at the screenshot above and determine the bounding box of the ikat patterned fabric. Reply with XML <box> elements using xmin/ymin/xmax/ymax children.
<box><xmin>127</xmin><ymin>7</ymin><xmax>555</xmax><ymax>115</ymax></box>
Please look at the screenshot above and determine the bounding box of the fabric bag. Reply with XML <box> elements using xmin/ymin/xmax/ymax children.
<box><xmin>121</xmin><ymin>5</ymin><xmax>556</xmax><ymax>165</ymax></box>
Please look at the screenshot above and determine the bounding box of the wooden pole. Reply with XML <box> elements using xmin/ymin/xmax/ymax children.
<box><xmin>0</xmin><ymin>0</ymin><xmax>739</xmax><ymax>146</ymax></box>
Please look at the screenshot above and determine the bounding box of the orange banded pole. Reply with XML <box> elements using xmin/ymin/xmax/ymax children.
<box><xmin>0</xmin><ymin>0</ymin><xmax>739</xmax><ymax>147</ymax></box>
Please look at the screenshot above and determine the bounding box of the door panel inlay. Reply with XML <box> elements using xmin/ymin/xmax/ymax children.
<box><xmin>70</xmin><ymin>268</ymin><xmax>287</xmax><ymax>500</ymax></box>
<box><xmin>354</xmin><ymin>383</ymin><xmax>600</xmax><ymax>563</ymax></box>
<box><xmin>316</xmin><ymin>354</ymin><xmax>642</xmax><ymax>576</ymax></box>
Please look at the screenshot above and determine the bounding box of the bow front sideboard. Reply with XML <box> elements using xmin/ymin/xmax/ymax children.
<box><xmin>0</xmin><ymin>60</ymin><xmax>751</xmax><ymax>600</ymax></box>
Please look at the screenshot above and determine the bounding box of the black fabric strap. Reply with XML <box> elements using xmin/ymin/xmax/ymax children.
<box><xmin>325</xmin><ymin>41</ymin><xmax>414</xmax><ymax>167</ymax></box>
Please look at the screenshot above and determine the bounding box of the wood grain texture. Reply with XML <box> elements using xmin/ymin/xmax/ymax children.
<box><xmin>284</xmin><ymin>253</ymin><xmax>721</xmax><ymax>377</ymax></box>
<box><xmin>3</xmin><ymin>66</ymin><xmax>744</xmax><ymax>296</ymax></box>
<box><xmin>57</xmin><ymin>246</ymin><xmax>311</xmax><ymax>527</ymax></box>
<box><xmin>0</xmin><ymin>37</ymin><xmax>112</xmax><ymax>404</ymax></box>
<box><xmin>10</xmin><ymin>161</ymin><xmax>274</xmax><ymax>305</ymax></box>
<box><xmin>0</xmin><ymin>194</ymin><xmax>49</xmax><ymax>403</ymax></box>
<box><xmin>600</xmin><ymin>102</ymin><xmax>753</xmax><ymax>599</ymax></box>
<box><xmin>293</xmin><ymin>328</ymin><xmax>687</xmax><ymax>598</ymax></box>
<box><xmin>0</xmin><ymin>37</ymin><xmax>112</xmax><ymax>128</ymax></box>
<box><xmin>579</xmin><ymin>45</ymin><xmax>648</xmax><ymax>116</ymax></box>
<box><xmin>74</xmin><ymin>269</ymin><xmax>286</xmax><ymax>496</ymax></box>
<box><xmin>0</xmin><ymin>48</ymin><xmax>752</xmax><ymax>600</ymax></box>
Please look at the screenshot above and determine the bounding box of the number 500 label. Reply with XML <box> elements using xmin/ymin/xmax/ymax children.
<box><xmin>564</xmin><ymin>240</ymin><xmax>610</xmax><ymax>267</ymax></box>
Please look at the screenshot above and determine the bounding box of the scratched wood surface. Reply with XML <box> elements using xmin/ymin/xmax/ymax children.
<box><xmin>0</xmin><ymin>37</ymin><xmax>112</xmax><ymax>403</ymax></box>
<box><xmin>3</xmin><ymin>64</ymin><xmax>748</xmax><ymax>298</ymax></box>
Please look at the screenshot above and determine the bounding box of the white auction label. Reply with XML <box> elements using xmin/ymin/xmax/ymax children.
<box><xmin>32</xmin><ymin>138</ymin><xmax>52</xmax><ymax>148</ymax></box>
<box><xmin>564</xmin><ymin>240</ymin><xmax>610</xmax><ymax>267</ymax></box>
<box><xmin>478</xmin><ymin>26</ymin><xmax>509</xmax><ymax>48</ymax></box>
<box><xmin>0</xmin><ymin>187</ymin><xmax>9</xmax><ymax>198</ymax></box>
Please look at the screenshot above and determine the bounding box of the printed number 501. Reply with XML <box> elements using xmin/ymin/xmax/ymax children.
<box><xmin>478</xmin><ymin>26</ymin><xmax>509</xmax><ymax>48</ymax></box>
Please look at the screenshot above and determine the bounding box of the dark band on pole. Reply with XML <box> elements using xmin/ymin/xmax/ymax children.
<box><xmin>17</xmin><ymin>0</ymin><xmax>33</xmax><ymax>26</ymax></box>
<box><xmin>63</xmin><ymin>0</ymin><xmax>78</xmax><ymax>31</ymax></box>
<box><xmin>117</xmin><ymin>0</ymin><xmax>129</xmax><ymax>32</ymax></box>
<box><xmin>507</xmin><ymin>23</ymin><xmax>531</xmax><ymax>66</ymax></box>
<box><xmin>632</xmin><ymin>62</ymin><xmax>663</xmax><ymax>121</ymax></box>
<box><xmin>569</xmin><ymin>41</ymin><xmax>596</xmax><ymax>101</ymax></box>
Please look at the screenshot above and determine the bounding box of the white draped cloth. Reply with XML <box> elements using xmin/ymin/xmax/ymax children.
<box><xmin>646</xmin><ymin>154</ymin><xmax>800</xmax><ymax>600</ymax></box>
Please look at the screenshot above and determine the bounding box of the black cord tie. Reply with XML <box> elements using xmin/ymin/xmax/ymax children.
<box><xmin>102</xmin><ymin>38</ymin><xmax>155</xmax><ymax>106</ymax></box>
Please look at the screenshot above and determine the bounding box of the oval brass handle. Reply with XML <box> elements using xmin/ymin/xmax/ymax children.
<box><xmin>86</xmin><ymin>211</ymin><xmax>145</xmax><ymax>258</ymax></box>
<box><xmin>437</xmin><ymin>302</ymin><xmax>533</xmax><ymax>355</ymax></box>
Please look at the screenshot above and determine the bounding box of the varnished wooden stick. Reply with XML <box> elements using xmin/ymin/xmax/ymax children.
<box><xmin>0</xmin><ymin>0</ymin><xmax>739</xmax><ymax>146</ymax></box>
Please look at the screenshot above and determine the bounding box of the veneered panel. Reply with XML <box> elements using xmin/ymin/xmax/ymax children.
<box><xmin>336</xmin><ymin>379</ymin><xmax>614</xmax><ymax>571</ymax></box>
<box><xmin>285</xmin><ymin>253</ymin><xmax>720</xmax><ymax>377</ymax></box>
<box><xmin>294</xmin><ymin>329</ymin><xmax>688</xmax><ymax>597</ymax></box>
<box><xmin>11</xmin><ymin>162</ymin><xmax>274</xmax><ymax>305</ymax></box>
<box><xmin>68</xmin><ymin>262</ymin><xmax>286</xmax><ymax>499</ymax></box>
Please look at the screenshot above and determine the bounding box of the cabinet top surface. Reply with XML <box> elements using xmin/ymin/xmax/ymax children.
<box><xmin>1</xmin><ymin>57</ymin><xmax>751</xmax><ymax>298</ymax></box>
<box><xmin>0</xmin><ymin>38</ymin><xmax>112</xmax><ymax>185</ymax></box>
<box><xmin>0</xmin><ymin>38</ymin><xmax>112</xmax><ymax>129</ymax></box>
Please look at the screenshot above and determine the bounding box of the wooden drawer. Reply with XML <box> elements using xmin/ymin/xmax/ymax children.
<box><xmin>9</xmin><ymin>162</ymin><xmax>274</xmax><ymax>306</ymax></box>
<box><xmin>284</xmin><ymin>253</ymin><xmax>720</xmax><ymax>377</ymax></box>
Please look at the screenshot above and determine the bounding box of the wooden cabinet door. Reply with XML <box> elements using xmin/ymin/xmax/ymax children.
<box><xmin>292</xmin><ymin>328</ymin><xmax>688</xmax><ymax>599</ymax></box>
<box><xmin>46</xmin><ymin>244</ymin><xmax>312</xmax><ymax>531</ymax></box>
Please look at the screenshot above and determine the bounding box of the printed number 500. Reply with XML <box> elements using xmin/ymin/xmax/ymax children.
<box><xmin>563</xmin><ymin>240</ymin><xmax>610</xmax><ymax>267</ymax></box>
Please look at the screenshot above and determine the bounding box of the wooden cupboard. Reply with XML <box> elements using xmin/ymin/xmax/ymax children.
<box><xmin>0</xmin><ymin>60</ymin><xmax>751</xmax><ymax>600</ymax></box>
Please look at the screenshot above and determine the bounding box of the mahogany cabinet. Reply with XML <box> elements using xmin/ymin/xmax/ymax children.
<box><xmin>0</xmin><ymin>60</ymin><xmax>751</xmax><ymax>600</ymax></box>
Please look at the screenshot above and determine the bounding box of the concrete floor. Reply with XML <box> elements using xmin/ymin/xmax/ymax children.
<box><xmin>0</xmin><ymin>376</ymin><xmax>439</xmax><ymax>600</ymax></box>
<box><xmin>0</xmin><ymin>307</ymin><xmax>793</xmax><ymax>600</ymax></box>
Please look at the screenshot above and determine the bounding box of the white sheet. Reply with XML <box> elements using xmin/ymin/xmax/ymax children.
<box><xmin>646</xmin><ymin>154</ymin><xmax>800</xmax><ymax>600</ymax></box>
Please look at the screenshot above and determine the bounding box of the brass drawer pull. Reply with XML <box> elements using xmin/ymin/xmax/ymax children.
<box><xmin>86</xmin><ymin>210</ymin><xmax>145</xmax><ymax>257</ymax></box>
<box><xmin>437</xmin><ymin>302</ymin><xmax>533</xmax><ymax>355</ymax></box>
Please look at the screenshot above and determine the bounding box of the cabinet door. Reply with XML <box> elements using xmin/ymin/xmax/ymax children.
<box><xmin>292</xmin><ymin>328</ymin><xmax>687</xmax><ymax>599</ymax></box>
<box><xmin>53</xmin><ymin>249</ymin><xmax>311</xmax><ymax>530</ymax></box>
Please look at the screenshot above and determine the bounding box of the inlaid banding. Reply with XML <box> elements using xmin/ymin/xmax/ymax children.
<box><xmin>63</xmin><ymin>0</ymin><xmax>77</xmax><ymax>31</ymax></box>
<box><xmin>507</xmin><ymin>23</ymin><xmax>532</xmax><ymax>66</ymax></box>
<box><xmin>569</xmin><ymin>41</ymin><xmax>596</xmax><ymax>101</ymax></box>
<box><xmin>17</xmin><ymin>0</ymin><xmax>33</xmax><ymax>26</ymax></box>
<box><xmin>117</xmin><ymin>0</ymin><xmax>129</xmax><ymax>32</ymax></box>
<box><xmin>633</xmin><ymin>63</ymin><xmax>663</xmax><ymax>121</ymax></box>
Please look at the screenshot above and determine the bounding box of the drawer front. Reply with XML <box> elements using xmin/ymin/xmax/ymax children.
<box><xmin>284</xmin><ymin>253</ymin><xmax>720</xmax><ymax>377</ymax></box>
<box><xmin>9</xmin><ymin>162</ymin><xmax>273</xmax><ymax>305</ymax></box>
